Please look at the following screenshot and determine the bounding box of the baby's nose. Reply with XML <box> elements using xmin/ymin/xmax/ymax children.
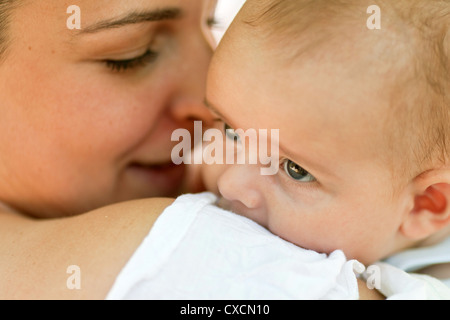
<box><xmin>217</xmin><ymin>164</ymin><xmax>265</xmax><ymax>211</ymax></box>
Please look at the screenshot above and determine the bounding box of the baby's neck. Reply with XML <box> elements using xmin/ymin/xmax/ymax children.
<box><xmin>417</xmin><ymin>263</ymin><xmax>450</xmax><ymax>281</ymax></box>
<box><xmin>414</xmin><ymin>226</ymin><xmax>450</xmax><ymax>282</ymax></box>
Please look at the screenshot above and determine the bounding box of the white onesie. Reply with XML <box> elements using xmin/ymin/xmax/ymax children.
<box><xmin>106</xmin><ymin>193</ymin><xmax>450</xmax><ymax>300</ymax></box>
<box><xmin>384</xmin><ymin>237</ymin><xmax>450</xmax><ymax>288</ymax></box>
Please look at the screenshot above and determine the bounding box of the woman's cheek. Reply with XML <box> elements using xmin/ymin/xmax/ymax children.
<box><xmin>201</xmin><ymin>161</ymin><xmax>229</xmax><ymax>195</ymax></box>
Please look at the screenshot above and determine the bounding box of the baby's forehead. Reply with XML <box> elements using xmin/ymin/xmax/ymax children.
<box><xmin>213</xmin><ymin>5</ymin><xmax>417</xmax><ymax>171</ymax></box>
<box><xmin>214</xmin><ymin>38</ymin><xmax>394</xmax><ymax>158</ymax></box>
<box><xmin>216</xmin><ymin>0</ymin><xmax>449</xmax><ymax>189</ymax></box>
<box><xmin>231</xmin><ymin>2</ymin><xmax>412</xmax><ymax>89</ymax></box>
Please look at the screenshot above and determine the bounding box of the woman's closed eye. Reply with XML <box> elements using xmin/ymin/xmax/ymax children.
<box><xmin>104</xmin><ymin>49</ymin><xmax>159</xmax><ymax>73</ymax></box>
<box><xmin>283</xmin><ymin>160</ymin><xmax>316</xmax><ymax>182</ymax></box>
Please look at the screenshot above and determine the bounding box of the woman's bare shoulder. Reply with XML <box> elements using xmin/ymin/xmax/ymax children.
<box><xmin>0</xmin><ymin>198</ymin><xmax>174</xmax><ymax>300</ymax></box>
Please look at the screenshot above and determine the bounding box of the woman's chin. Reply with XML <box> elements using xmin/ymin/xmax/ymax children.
<box><xmin>123</xmin><ymin>162</ymin><xmax>187</xmax><ymax>198</ymax></box>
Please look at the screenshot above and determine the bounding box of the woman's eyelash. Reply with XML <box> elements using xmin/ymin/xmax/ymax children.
<box><xmin>104</xmin><ymin>50</ymin><xmax>158</xmax><ymax>73</ymax></box>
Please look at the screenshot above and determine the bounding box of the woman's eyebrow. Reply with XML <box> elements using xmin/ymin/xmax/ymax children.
<box><xmin>78</xmin><ymin>8</ymin><xmax>183</xmax><ymax>34</ymax></box>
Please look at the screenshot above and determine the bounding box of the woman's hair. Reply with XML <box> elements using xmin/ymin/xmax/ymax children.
<box><xmin>0</xmin><ymin>0</ymin><xmax>18</xmax><ymax>59</ymax></box>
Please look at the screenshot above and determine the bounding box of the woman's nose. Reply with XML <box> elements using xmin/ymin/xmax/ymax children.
<box><xmin>170</xmin><ymin>97</ymin><xmax>215</xmax><ymax>127</ymax></box>
<box><xmin>169</xmin><ymin>22</ymin><xmax>214</xmax><ymax>126</ymax></box>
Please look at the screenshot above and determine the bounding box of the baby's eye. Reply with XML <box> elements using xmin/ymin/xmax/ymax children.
<box><xmin>284</xmin><ymin>160</ymin><xmax>316</xmax><ymax>182</ymax></box>
<box><xmin>224</xmin><ymin>123</ymin><xmax>241</xmax><ymax>142</ymax></box>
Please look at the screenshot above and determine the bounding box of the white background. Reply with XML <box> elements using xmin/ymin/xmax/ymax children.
<box><xmin>212</xmin><ymin>0</ymin><xmax>247</xmax><ymax>43</ymax></box>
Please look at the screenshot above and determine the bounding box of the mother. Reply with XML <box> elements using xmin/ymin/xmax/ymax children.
<box><xmin>0</xmin><ymin>0</ymin><xmax>215</xmax><ymax>299</ymax></box>
<box><xmin>0</xmin><ymin>0</ymin><xmax>215</xmax><ymax>218</ymax></box>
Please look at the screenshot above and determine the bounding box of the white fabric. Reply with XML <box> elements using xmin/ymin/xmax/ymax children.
<box><xmin>367</xmin><ymin>262</ymin><xmax>450</xmax><ymax>300</ymax></box>
<box><xmin>106</xmin><ymin>192</ymin><xmax>450</xmax><ymax>300</ymax></box>
<box><xmin>384</xmin><ymin>237</ymin><xmax>450</xmax><ymax>288</ymax></box>
<box><xmin>106</xmin><ymin>193</ymin><xmax>360</xmax><ymax>300</ymax></box>
<box><xmin>211</xmin><ymin>0</ymin><xmax>246</xmax><ymax>43</ymax></box>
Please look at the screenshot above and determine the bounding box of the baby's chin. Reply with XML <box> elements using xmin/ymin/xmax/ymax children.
<box><xmin>214</xmin><ymin>197</ymin><xmax>249</xmax><ymax>219</ymax></box>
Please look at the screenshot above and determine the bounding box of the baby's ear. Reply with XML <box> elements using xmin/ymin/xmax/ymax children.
<box><xmin>401</xmin><ymin>168</ymin><xmax>450</xmax><ymax>240</ymax></box>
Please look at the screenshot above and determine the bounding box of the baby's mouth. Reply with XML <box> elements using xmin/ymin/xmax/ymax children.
<box><xmin>215</xmin><ymin>196</ymin><xmax>231</xmax><ymax>211</ymax></box>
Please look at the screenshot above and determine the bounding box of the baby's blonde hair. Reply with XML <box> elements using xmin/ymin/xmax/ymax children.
<box><xmin>240</xmin><ymin>0</ymin><xmax>450</xmax><ymax>188</ymax></box>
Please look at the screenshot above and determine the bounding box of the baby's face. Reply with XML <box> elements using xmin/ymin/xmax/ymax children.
<box><xmin>203</xmin><ymin>18</ymin><xmax>411</xmax><ymax>264</ymax></box>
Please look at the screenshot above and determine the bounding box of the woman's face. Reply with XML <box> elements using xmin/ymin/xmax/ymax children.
<box><xmin>0</xmin><ymin>0</ymin><xmax>216</xmax><ymax>217</ymax></box>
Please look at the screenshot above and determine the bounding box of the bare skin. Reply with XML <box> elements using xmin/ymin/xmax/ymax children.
<box><xmin>0</xmin><ymin>0</ymin><xmax>215</xmax><ymax>219</ymax></box>
<box><xmin>0</xmin><ymin>199</ymin><xmax>173</xmax><ymax>300</ymax></box>
<box><xmin>0</xmin><ymin>200</ymin><xmax>384</xmax><ymax>300</ymax></box>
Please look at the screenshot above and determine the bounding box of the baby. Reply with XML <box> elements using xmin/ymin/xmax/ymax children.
<box><xmin>200</xmin><ymin>0</ymin><xmax>450</xmax><ymax>268</ymax></box>
<box><xmin>108</xmin><ymin>0</ymin><xmax>450</xmax><ymax>299</ymax></box>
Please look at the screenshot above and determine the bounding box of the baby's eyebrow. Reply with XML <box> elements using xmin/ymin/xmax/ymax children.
<box><xmin>280</xmin><ymin>142</ymin><xmax>337</xmax><ymax>182</ymax></box>
<box><xmin>204</xmin><ymin>98</ymin><xmax>227</xmax><ymax>120</ymax></box>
